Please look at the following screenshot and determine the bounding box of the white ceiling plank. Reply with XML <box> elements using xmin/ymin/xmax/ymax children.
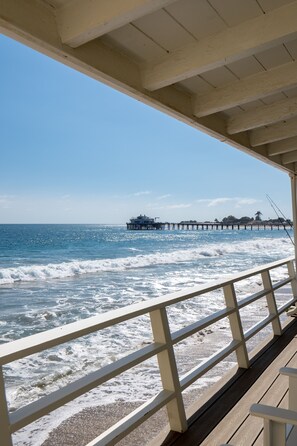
<box><xmin>254</xmin><ymin>44</ymin><xmax>292</xmax><ymax>69</ymax></box>
<box><xmin>56</xmin><ymin>0</ymin><xmax>177</xmax><ymax>48</ymax></box>
<box><xmin>282</xmin><ymin>150</ymin><xmax>297</xmax><ymax>164</ymax></box>
<box><xmin>284</xmin><ymin>85</ymin><xmax>297</xmax><ymax>97</ymax></box>
<box><xmin>228</xmin><ymin>96</ymin><xmax>297</xmax><ymax>134</ymax></box>
<box><xmin>194</xmin><ymin>60</ymin><xmax>297</xmax><ymax>117</ymax></box>
<box><xmin>102</xmin><ymin>24</ymin><xmax>166</xmax><ymax>63</ymax></box>
<box><xmin>285</xmin><ymin>37</ymin><xmax>297</xmax><ymax>59</ymax></box>
<box><xmin>261</xmin><ymin>92</ymin><xmax>287</xmax><ymax>105</ymax></box>
<box><xmin>268</xmin><ymin>136</ymin><xmax>297</xmax><ymax>155</ymax></box>
<box><xmin>133</xmin><ymin>9</ymin><xmax>195</xmax><ymax>52</ymax></box>
<box><xmin>200</xmin><ymin>66</ymin><xmax>237</xmax><ymax>88</ymax></box>
<box><xmin>250</xmin><ymin>117</ymin><xmax>297</xmax><ymax>146</ymax></box>
<box><xmin>226</xmin><ymin>56</ymin><xmax>264</xmax><ymax>79</ymax></box>
<box><xmin>142</xmin><ymin>1</ymin><xmax>297</xmax><ymax>91</ymax></box>
<box><xmin>258</xmin><ymin>0</ymin><xmax>296</xmax><ymax>13</ymax></box>
<box><xmin>165</xmin><ymin>0</ymin><xmax>226</xmax><ymax>40</ymax></box>
<box><xmin>0</xmin><ymin>0</ymin><xmax>293</xmax><ymax>176</ymax></box>
<box><xmin>209</xmin><ymin>0</ymin><xmax>262</xmax><ymax>27</ymax></box>
<box><xmin>240</xmin><ymin>100</ymin><xmax>263</xmax><ymax>111</ymax></box>
<box><xmin>178</xmin><ymin>76</ymin><xmax>213</xmax><ymax>95</ymax></box>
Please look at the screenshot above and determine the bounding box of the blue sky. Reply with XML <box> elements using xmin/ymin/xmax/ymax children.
<box><xmin>0</xmin><ymin>34</ymin><xmax>292</xmax><ymax>224</ymax></box>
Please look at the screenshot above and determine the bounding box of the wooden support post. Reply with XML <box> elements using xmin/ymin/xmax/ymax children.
<box><xmin>290</xmin><ymin>174</ymin><xmax>297</xmax><ymax>266</ymax></box>
<box><xmin>223</xmin><ymin>284</ymin><xmax>249</xmax><ymax>368</ymax></box>
<box><xmin>0</xmin><ymin>367</ymin><xmax>13</xmax><ymax>446</ymax></box>
<box><xmin>280</xmin><ymin>368</ymin><xmax>297</xmax><ymax>412</ymax></box>
<box><xmin>288</xmin><ymin>375</ymin><xmax>297</xmax><ymax>412</ymax></box>
<box><xmin>287</xmin><ymin>260</ymin><xmax>297</xmax><ymax>299</ymax></box>
<box><xmin>263</xmin><ymin>419</ymin><xmax>286</xmax><ymax>446</ymax></box>
<box><xmin>261</xmin><ymin>271</ymin><xmax>282</xmax><ymax>335</ymax></box>
<box><xmin>150</xmin><ymin>308</ymin><xmax>187</xmax><ymax>433</ymax></box>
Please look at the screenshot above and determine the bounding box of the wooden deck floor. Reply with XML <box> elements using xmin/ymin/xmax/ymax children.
<box><xmin>160</xmin><ymin>319</ymin><xmax>297</xmax><ymax>446</ymax></box>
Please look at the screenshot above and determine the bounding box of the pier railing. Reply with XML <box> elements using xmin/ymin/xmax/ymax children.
<box><xmin>1</xmin><ymin>257</ymin><xmax>297</xmax><ymax>445</ymax></box>
<box><xmin>161</xmin><ymin>222</ymin><xmax>293</xmax><ymax>231</ymax></box>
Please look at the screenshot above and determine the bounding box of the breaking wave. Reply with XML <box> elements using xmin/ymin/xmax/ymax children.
<box><xmin>0</xmin><ymin>237</ymin><xmax>291</xmax><ymax>285</ymax></box>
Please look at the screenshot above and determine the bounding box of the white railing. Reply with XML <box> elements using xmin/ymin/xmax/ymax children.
<box><xmin>1</xmin><ymin>257</ymin><xmax>297</xmax><ymax>446</ymax></box>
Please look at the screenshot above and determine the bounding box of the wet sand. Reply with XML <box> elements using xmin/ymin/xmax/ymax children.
<box><xmin>41</xmin><ymin>401</ymin><xmax>169</xmax><ymax>446</ymax></box>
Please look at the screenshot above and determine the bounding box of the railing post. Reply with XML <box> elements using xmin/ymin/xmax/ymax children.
<box><xmin>150</xmin><ymin>308</ymin><xmax>187</xmax><ymax>433</ymax></box>
<box><xmin>287</xmin><ymin>260</ymin><xmax>297</xmax><ymax>299</ymax></box>
<box><xmin>261</xmin><ymin>270</ymin><xmax>282</xmax><ymax>335</ymax></box>
<box><xmin>0</xmin><ymin>366</ymin><xmax>13</xmax><ymax>446</ymax></box>
<box><xmin>223</xmin><ymin>284</ymin><xmax>249</xmax><ymax>368</ymax></box>
<box><xmin>263</xmin><ymin>419</ymin><xmax>286</xmax><ymax>446</ymax></box>
<box><xmin>290</xmin><ymin>174</ymin><xmax>297</xmax><ymax>265</ymax></box>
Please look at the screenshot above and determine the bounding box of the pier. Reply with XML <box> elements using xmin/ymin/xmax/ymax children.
<box><xmin>127</xmin><ymin>220</ymin><xmax>293</xmax><ymax>231</ymax></box>
<box><xmin>161</xmin><ymin>222</ymin><xmax>293</xmax><ymax>231</ymax></box>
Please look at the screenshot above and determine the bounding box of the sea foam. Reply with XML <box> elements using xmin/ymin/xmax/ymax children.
<box><xmin>0</xmin><ymin>236</ymin><xmax>292</xmax><ymax>285</ymax></box>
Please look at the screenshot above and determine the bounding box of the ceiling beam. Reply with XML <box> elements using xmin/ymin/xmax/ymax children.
<box><xmin>227</xmin><ymin>96</ymin><xmax>297</xmax><ymax>135</ymax></box>
<box><xmin>56</xmin><ymin>0</ymin><xmax>176</xmax><ymax>48</ymax></box>
<box><xmin>0</xmin><ymin>0</ymin><xmax>293</xmax><ymax>176</ymax></box>
<box><xmin>268</xmin><ymin>136</ymin><xmax>297</xmax><ymax>156</ymax></box>
<box><xmin>282</xmin><ymin>150</ymin><xmax>297</xmax><ymax>164</ymax></box>
<box><xmin>193</xmin><ymin>61</ymin><xmax>297</xmax><ymax>117</ymax></box>
<box><xmin>250</xmin><ymin>117</ymin><xmax>297</xmax><ymax>146</ymax></box>
<box><xmin>142</xmin><ymin>1</ymin><xmax>297</xmax><ymax>91</ymax></box>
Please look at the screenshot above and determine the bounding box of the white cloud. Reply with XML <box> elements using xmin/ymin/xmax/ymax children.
<box><xmin>147</xmin><ymin>202</ymin><xmax>192</xmax><ymax>210</ymax></box>
<box><xmin>157</xmin><ymin>194</ymin><xmax>172</xmax><ymax>200</ymax></box>
<box><xmin>236</xmin><ymin>198</ymin><xmax>260</xmax><ymax>206</ymax></box>
<box><xmin>196</xmin><ymin>197</ymin><xmax>261</xmax><ymax>208</ymax></box>
<box><xmin>132</xmin><ymin>191</ymin><xmax>151</xmax><ymax>197</ymax></box>
<box><xmin>208</xmin><ymin>198</ymin><xmax>233</xmax><ymax>207</ymax></box>
<box><xmin>166</xmin><ymin>203</ymin><xmax>192</xmax><ymax>209</ymax></box>
<box><xmin>196</xmin><ymin>199</ymin><xmax>213</xmax><ymax>204</ymax></box>
<box><xmin>0</xmin><ymin>195</ymin><xmax>13</xmax><ymax>208</ymax></box>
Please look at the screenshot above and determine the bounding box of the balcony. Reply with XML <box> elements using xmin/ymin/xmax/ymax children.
<box><xmin>1</xmin><ymin>257</ymin><xmax>296</xmax><ymax>445</ymax></box>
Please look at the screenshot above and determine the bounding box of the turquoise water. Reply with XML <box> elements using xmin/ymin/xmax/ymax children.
<box><xmin>0</xmin><ymin>224</ymin><xmax>292</xmax><ymax>338</ymax></box>
<box><xmin>0</xmin><ymin>224</ymin><xmax>294</xmax><ymax>444</ymax></box>
<box><xmin>0</xmin><ymin>224</ymin><xmax>293</xmax><ymax>346</ymax></box>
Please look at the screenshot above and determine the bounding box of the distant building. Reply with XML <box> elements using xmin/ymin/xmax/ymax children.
<box><xmin>126</xmin><ymin>215</ymin><xmax>163</xmax><ymax>230</ymax></box>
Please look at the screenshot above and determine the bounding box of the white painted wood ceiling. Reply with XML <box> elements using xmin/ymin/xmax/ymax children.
<box><xmin>2</xmin><ymin>0</ymin><xmax>297</xmax><ymax>173</ymax></box>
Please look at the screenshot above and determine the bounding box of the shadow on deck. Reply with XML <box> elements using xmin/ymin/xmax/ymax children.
<box><xmin>158</xmin><ymin>319</ymin><xmax>297</xmax><ymax>446</ymax></box>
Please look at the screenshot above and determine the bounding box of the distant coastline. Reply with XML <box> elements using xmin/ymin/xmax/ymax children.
<box><xmin>126</xmin><ymin>213</ymin><xmax>292</xmax><ymax>230</ymax></box>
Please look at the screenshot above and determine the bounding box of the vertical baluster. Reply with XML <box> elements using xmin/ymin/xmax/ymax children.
<box><xmin>223</xmin><ymin>284</ymin><xmax>249</xmax><ymax>369</ymax></box>
<box><xmin>261</xmin><ymin>270</ymin><xmax>282</xmax><ymax>335</ymax></box>
<box><xmin>0</xmin><ymin>366</ymin><xmax>13</xmax><ymax>446</ymax></box>
<box><xmin>287</xmin><ymin>260</ymin><xmax>297</xmax><ymax>299</ymax></box>
<box><xmin>263</xmin><ymin>419</ymin><xmax>286</xmax><ymax>446</ymax></box>
<box><xmin>150</xmin><ymin>308</ymin><xmax>187</xmax><ymax>433</ymax></box>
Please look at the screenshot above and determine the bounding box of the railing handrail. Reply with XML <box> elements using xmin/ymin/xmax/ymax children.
<box><xmin>1</xmin><ymin>255</ymin><xmax>296</xmax><ymax>446</ymax></box>
<box><xmin>0</xmin><ymin>256</ymin><xmax>293</xmax><ymax>365</ymax></box>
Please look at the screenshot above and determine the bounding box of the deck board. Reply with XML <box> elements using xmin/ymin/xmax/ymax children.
<box><xmin>162</xmin><ymin>320</ymin><xmax>297</xmax><ymax>446</ymax></box>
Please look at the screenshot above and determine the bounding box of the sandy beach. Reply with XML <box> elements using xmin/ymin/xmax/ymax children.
<box><xmin>41</xmin><ymin>402</ymin><xmax>169</xmax><ymax>446</ymax></box>
<box><xmin>40</xmin><ymin>386</ymin><xmax>208</xmax><ymax>446</ymax></box>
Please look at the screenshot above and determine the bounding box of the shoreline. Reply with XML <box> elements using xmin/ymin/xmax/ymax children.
<box><xmin>41</xmin><ymin>401</ymin><xmax>169</xmax><ymax>446</ymax></box>
<box><xmin>40</xmin><ymin>387</ymin><xmax>207</xmax><ymax>446</ymax></box>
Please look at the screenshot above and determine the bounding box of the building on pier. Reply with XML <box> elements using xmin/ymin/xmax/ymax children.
<box><xmin>126</xmin><ymin>215</ymin><xmax>162</xmax><ymax>230</ymax></box>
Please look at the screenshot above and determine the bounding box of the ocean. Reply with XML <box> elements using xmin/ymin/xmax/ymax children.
<box><xmin>0</xmin><ymin>224</ymin><xmax>294</xmax><ymax>445</ymax></box>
